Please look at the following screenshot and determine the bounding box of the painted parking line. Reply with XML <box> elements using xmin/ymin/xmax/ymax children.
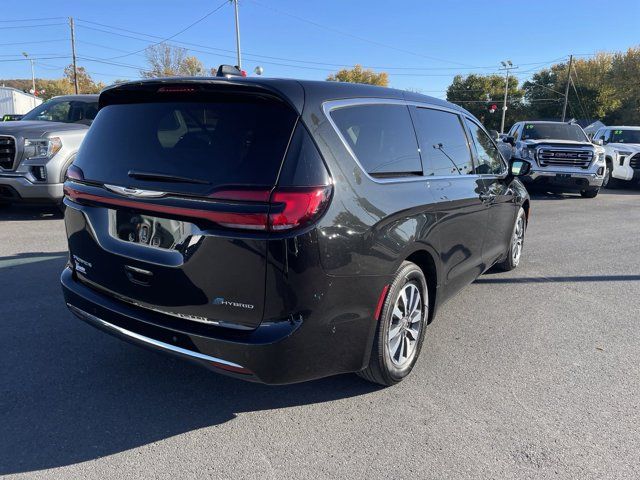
<box><xmin>0</xmin><ymin>255</ymin><xmax>66</xmax><ymax>269</ymax></box>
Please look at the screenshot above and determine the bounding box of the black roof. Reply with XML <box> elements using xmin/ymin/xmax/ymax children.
<box><xmin>102</xmin><ymin>76</ymin><xmax>470</xmax><ymax>116</ymax></box>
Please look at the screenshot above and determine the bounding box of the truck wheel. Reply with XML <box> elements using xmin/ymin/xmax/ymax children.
<box><xmin>357</xmin><ymin>261</ymin><xmax>428</xmax><ymax>387</ymax></box>
<box><xmin>495</xmin><ymin>207</ymin><xmax>526</xmax><ymax>272</ymax></box>
<box><xmin>602</xmin><ymin>162</ymin><xmax>612</xmax><ymax>188</ymax></box>
<box><xmin>580</xmin><ymin>188</ymin><xmax>599</xmax><ymax>198</ymax></box>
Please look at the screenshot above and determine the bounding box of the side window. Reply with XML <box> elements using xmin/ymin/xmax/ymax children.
<box><xmin>464</xmin><ymin>118</ymin><xmax>506</xmax><ymax>175</ymax></box>
<box><xmin>330</xmin><ymin>104</ymin><xmax>422</xmax><ymax>177</ymax></box>
<box><xmin>412</xmin><ymin>107</ymin><xmax>473</xmax><ymax>176</ymax></box>
<box><xmin>513</xmin><ymin>124</ymin><xmax>523</xmax><ymax>141</ymax></box>
<box><xmin>508</xmin><ymin>124</ymin><xmax>518</xmax><ymax>137</ymax></box>
<box><xmin>602</xmin><ymin>129</ymin><xmax>612</xmax><ymax>144</ymax></box>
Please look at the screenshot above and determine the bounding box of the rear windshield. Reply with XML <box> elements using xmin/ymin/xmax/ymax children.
<box><xmin>521</xmin><ymin>123</ymin><xmax>587</xmax><ymax>142</ymax></box>
<box><xmin>75</xmin><ymin>99</ymin><xmax>298</xmax><ymax>194</ymax></box>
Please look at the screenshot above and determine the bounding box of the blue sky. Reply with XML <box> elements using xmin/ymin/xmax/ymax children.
<box><xmin>1</xmin><ymin>0</ymin><xmax>638</xmax><ymax>99</ymax></box>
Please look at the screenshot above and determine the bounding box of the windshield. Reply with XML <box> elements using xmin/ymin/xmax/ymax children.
<box><xmin>21</xmin><ymin>98</ymin><xmax>99</xmax><ymax>125</ymax></box>
<box><xmin>521</xmin><ymin>123</ymin><xmax>588</xmax><ymax>142</ymax></box>
<box><xmin>609</xmin><ymin>129</ymin><xmax>640</xmax><ymax>144</ymax></box>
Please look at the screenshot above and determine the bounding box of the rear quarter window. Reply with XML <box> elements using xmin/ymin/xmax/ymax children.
<box><xmin>330</xmin><ymin>104</ymin><xmax>422</xmax><ymax>177</ymax></box>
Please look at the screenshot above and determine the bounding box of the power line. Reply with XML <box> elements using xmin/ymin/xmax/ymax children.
<box><xmin>0</xmin><ymin>38</ymin><xmax>68</xmax><ymax>47</ymax></box>
<box><xmin>0</xmin><ymin>17</ymin><xmax>66</xmax><ymax>23</ymax></box>
<box><xmin>0</xmin><ymin>23</ymin><xmax>66</xmax><ymax>30</ymax></box>
<box><xmin>247</xmin><ymin>0</ymin><xmax>477</xmax><ymax>68</ymax></box>
<box><xmin>104</xmin><ymin>0</ymin><xmax>229</xmax><ymax>61</ymax></box>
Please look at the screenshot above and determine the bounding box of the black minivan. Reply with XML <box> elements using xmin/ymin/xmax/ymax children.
<box><xmin>61</xmin><ymin>76</ymin><xmax>531</xmax><ymax>386</ymax></box>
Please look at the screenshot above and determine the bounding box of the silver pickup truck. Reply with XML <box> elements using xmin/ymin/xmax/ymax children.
<box><xmin>503</xmin><ymin>121</ymin><xmax>605</xmax><ymax>198</ymax></box>
<box><xmin>0</xmin><ymin>94</ymin><xmax>99</xmax><ymax>207</ymax></box>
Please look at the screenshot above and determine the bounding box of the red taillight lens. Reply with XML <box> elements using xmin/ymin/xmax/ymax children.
<box><xmin>209</xmin><ymin>185</ymin><xmax>332</xmax><ymax>231</ymax></box>
<box><xmin>269</xmin><ymin>186</ymin><xmax>332</xmax><ymax>231</ymax></box>
<box><xmin>65</xmin><ymin>164</ymin><xmax>84</xmax><ymax>181</ymax></box>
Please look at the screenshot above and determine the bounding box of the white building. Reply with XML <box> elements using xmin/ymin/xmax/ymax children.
<box><xmin>0</xmin><ymin>87</ymin><xmax>43</xmax><ymax>117</ymax></box>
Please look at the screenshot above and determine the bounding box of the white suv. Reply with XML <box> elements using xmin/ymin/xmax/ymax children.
<box><xmin>592</xmin><ymin>126</ymin><xmax>640</xmax><ymax>187</ymax></box>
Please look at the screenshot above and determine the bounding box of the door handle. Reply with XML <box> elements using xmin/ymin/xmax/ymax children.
<box><xmin>479</xmin><ymin>192</ymin><xmax>495</xmax><ymax>204</ymax></box>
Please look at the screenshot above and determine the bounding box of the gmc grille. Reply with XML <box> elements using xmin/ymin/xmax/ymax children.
<box><xmin>630</xmin><ymin>153</ymin><xmax>640</xmax><ymax>169</ymax></box>
<box><xmin>0</xmin><ymin>136</ymin><xmax>17</xmax><ymax>170</ymax></box>
<box><xmin>537</xmin><ymin>148</ymin><xmax>593</xmax><ymax>169</ymax></box>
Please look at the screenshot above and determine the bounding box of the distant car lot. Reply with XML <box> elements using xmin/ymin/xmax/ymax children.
<box><xmin>1</xmin><ymin>187</ymin><xmax>639</xmax><ymax>479</ymax></box>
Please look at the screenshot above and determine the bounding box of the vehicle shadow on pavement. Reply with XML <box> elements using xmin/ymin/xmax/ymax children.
<box><xmin>0</xmin><ymin>252</ymin><xmax>380</xmax><ymax>475</ymax></box>
<box><xmin>0</xmin><ymin>204</ymin><xmax>63</xmax><ymax>221</ymax></box>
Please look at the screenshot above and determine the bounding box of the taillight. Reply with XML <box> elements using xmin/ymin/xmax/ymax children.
<box><xmin>269</xmin><ymin>186</ymin><xmax>332</xmax><ymax>231</ymax></box>
<box><xmin>210</xmin><ymin>185</ymin><xmax>332</xmax><ymax>232</ymax></box>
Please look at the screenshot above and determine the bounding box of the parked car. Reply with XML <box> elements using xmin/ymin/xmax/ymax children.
<box><xmin>0</xmin><ymin>94</ymin><xmax>99</xmax><ymax>207</ymax></box>
<box><xmin>2</xmin><ymin>114</ymin><xmax>23</xmax><ymax>122</ymax></box>
<box><xmin>503</xmin><ymin>121</ymin><xmax>605</xmax><ymax>198</ymax></box>
<box><xmin>592</xmin><ymin>126</ymin><xmax>640</xmax><ymax>187</ymax></box>
<box><xmin>61</xmin><ymin>75</ymin><xmax>531</xmax><ymax>386</ymax></box>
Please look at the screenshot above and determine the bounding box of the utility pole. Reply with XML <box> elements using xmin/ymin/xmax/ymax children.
<box><xmin>232</xmin><ymin>0</ymin><xmax>242</xmax><ymax>70</ymax></box>
<box><xmin>22</xmin><ymin>52</ymin><xmax>36</xmax><ymax>108</ymax></box>
<box><xmin>561</xmin><ymin>54</ymin><xmax>574</xmax><ymax>122</ymax></box>
<box><xmin>499</xmin><ymin>60</ymin><xmax>518</xmax><ymax>134</ymax></box>
<box><xmin>69</xmin><ymin>17</ymin><xmax>79</xmax><ymax>94</ymax></box>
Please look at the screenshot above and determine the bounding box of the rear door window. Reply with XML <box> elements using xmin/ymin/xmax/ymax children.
<box><xmin>412</xmin><ymin>107</ymin><xmax>474</xmax><ymax>176</ymax></box>
<box><xmin>75</xmin><ymin>99</ymin><xmax>298</xmax><ymax>195</ymax></box>
<box><xmin>330</xmin><ymin>104</ymin><xmax>422</xmax><ymax>177</ymax></box>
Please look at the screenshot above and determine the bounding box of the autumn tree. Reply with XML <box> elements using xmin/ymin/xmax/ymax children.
<box><xmin>62</xmin><ymin>65</ymin><xmax>105</xmax><ymax>95</ymax></box>
<box><xmin>326</xmin><ymin>65</ymin><xmax>388</xmax><ymax>87</ymax></box>
<box><xmin>142</xmin><ymin>43</ymin><xmax>206</xmax><ymax>78</ymax></box>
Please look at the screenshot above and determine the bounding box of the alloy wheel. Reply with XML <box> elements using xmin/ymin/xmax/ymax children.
<box><xmin>512</xmin><ymin>215</ymin><xmax>525</xmax><ymax>265</ymax></box>
<box><xmin>387</xmin><ymin>282</ymin><xmax>423</xmax><ymax>367</ymax></box>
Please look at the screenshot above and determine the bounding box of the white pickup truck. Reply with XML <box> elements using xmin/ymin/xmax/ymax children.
<box><xmin>592</xmin><ymin>126</ymin><xmax>640</xmax><ymax>187</ymax></box>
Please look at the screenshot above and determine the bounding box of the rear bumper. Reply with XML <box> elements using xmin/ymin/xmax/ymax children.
<box><xmin>521</xmin><ymin>168</ymin><xmax>604</xmax><ymax>191</ymax></box>
<box><xmin>61</xmin><ymin>266</ymin><xmax>375</xmax><ymax>384</ymax></box>
<box><xmin>0</xmin><ymin>174</ymin><xmax>63</xmax><ymax>203</ymax></box>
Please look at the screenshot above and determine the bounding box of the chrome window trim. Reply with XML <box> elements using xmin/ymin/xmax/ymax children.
<box><xmin>323</xmin><ymin>98</ymin><xmax>484</xmax><ymax>184</ymax></box>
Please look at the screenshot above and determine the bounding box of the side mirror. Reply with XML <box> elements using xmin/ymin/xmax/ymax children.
<box><xmin>503</xmin><ymin>136</ymin><xmax>515</xmax><ymax>146</ymax></box>
<box><xmin>593</xmin><ymin>139</ymin><xmax>604</xmax><ymax>146</ymax></box>
<box><xmin>509</xmin><ymin>159</ymin><xmax>531</xmax><ymax>177</ymax></box>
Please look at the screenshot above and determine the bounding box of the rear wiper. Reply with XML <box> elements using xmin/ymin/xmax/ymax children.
<box><xmin>128</xmin><ymin>170</ymin><xmax>210</xmax><ymax>185</ymax></box>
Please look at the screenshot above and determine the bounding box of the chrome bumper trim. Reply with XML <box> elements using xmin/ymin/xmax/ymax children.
<box><xmin>66</xmin><ymin>303</ymin><xmax>247</xmax><ymax>371</ymax></box>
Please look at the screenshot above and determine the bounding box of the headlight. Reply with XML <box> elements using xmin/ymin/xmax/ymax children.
<box><xmin>615</xmin><ymin>149</ymin><xmax>632</xmax><ymax>157</ymax></box>
<box><xmin>520</xmin><ymin>147</ymin><xmax>535</xmax><ymax>160</ymax></box>
<box><xmin>23</xmin><ymin>137</ymin><xmax>62</xmax><ymax>160</ymax></box>
<box><xmin>595</xmin><ymin>153</ymin><xmax>605</xmax><ymax>163</ymax></box>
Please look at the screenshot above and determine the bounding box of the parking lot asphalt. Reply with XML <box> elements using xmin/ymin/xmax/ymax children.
<box><xmin>1</xmin><ymin>188</ymin><xmax>639</xmax><ymax>480</ymax></box>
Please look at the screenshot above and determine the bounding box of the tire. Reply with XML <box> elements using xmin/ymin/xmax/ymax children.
<box><xmin>357</xmin><ymin>261</ymin><xmax>428</xmax><ymax>386</ymax></box>
<box><xmin>495</xmin><ymin>207</ymin><xmax>526</xmax><ymax>272</ymax></box>
<box><xmin>580</xmin><ymin>188</ymin><xmax>599</xmax><ymax>198</ymax></box>
<box><xmin>604</xmin><ymin>161</ymin><xmax>618</xmax><ymax>190</ymax></box>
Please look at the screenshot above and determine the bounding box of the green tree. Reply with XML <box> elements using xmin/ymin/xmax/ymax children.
<box><xmin>606</xmin><ymin>47</ymin><xmax>640</xmax><ymax>124</ymax></box>
<box><xmin>446</xmin><ymin>74</ymin><xmax>524</xmax><ymax>131</ymax></box>
<box><xmin>326</xmin><ymin>64</ymin><xmax>389</xmax><ymax>87</ymax></box>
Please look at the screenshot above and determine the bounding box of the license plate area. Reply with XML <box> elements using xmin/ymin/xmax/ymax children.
<box><xmin>108</xmin><ymin>209</ymin><xmax>195</xmax><ymax>250</ymax></box>
<box><xmin>555</xmin><ymin>173</ymin><xmax>573</xmax><ymax>183</ymax></box>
